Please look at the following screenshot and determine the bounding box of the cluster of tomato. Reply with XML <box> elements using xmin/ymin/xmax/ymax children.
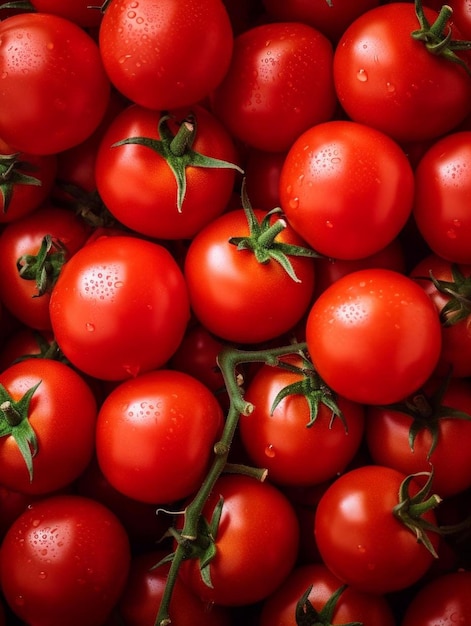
<box><xmin>0</xmin><ymin>0</ymin><xmax>470</xmax><ymax>624</ymax></box>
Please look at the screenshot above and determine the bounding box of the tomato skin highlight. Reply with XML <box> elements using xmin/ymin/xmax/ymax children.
<box><xmin>306</xmin><ymin>268</ymin><xmax>442</xmax><ymax>405</ymax></box>
<box><xmin>49</xmin><ymin>235</ymin><xmax>190</xmax><ymax>381</ymax></box>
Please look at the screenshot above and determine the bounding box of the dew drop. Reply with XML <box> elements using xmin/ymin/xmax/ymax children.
<box><xmin>288</xmin><ymin>197</ymin><xmax>299</xmax><ymax>210</ymax></box>
<box><xmin>264</xmin><ymin>444</ymin><xmax>276</xmax><ymax>458</ymax></box>
<box><xmin>325</xmin><ymin>220</ymin><xmax>334</xmax><ymax>229</ymax></box>
<box><xmin>356</xmin><ymin>68</ymin><xmax>368</xmax><ymax>82</ymax></box>
<box><xmin>85</xmin><ymin>322</ymin><xmax>95</xmax><ymax>332</ymax></box>
<box><xmin>32</xmin><ymin>519</ymin><xmax>40</xmax><ymax>527</ymax></box>
<box><xmin>38</xmin><ymin>571</ymin><xmax>47</xmax><ymax>580</ymax></box>
<box><xmin>447</xmin><ymin>229</ymin><xmax>458</xmax><ymax>239</ymax></box>
<box><xmin>386</xmin><ymin>82</ymin><xmax>395</xmax><ymax>93</ymax></box>
<box><xmin>14</xmin><ymin>595</ymin><xmax>25</xmax><ymax>606</ymax></box>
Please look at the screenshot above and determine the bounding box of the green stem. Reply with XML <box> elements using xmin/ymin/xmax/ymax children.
<box><xmin>169</xmin><ymin>119</ymin><xmax>194</xmax><ymax>157</ymax></box>
<box><xmin>0</xmin><ymin>401</ymin><xmax>21</xmax><ymax>427</ymax></box>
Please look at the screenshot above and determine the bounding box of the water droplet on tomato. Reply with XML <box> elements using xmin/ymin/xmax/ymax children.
<box><xmin>14</xmin><ymin>595</ymin><xmax>25</xmax><ymax>606</ymax></box>
<box><xmin>356</xmin><ymin>68</ymin><xmax>368</xmax><ymax>82</ymax></box>
<box><xmin>264</xmin><ymin>444</ymin><xmax>276</xmax><ymax>458</ymax></box>
<box><xmin>127</xmin><ymin>10</ymin><xmax>136</xmax><ymax>18</ymax></box>
<box><xmin>447</xmin><ymin>229</ymin><xmax>458</xmax><ymax>239</ymax></box>
<box><xmin>386</xmin><ymin>82</ymin><xmax>395</xmax><ymax>93</ymax></box>
<box><xmin>288</xmin><ymin>197</ymin><xmax>299</xmax><ymax>210</ymax></box>
<box><xmin>38</xmin><ymin>571</ymin><xmax>47</xmax><ymax>580</ymax></box>
<box><xmin>85</xmin><ymin>323</ymin><xmax>95</xmax><ymax>332</ymax></box>
<box><xmin>123</xmin><ymin>364</ymin><xmax>140</xmax><ymax>377</ymax></box>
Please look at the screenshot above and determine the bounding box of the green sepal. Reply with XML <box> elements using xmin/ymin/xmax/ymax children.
<box><xmin>112</xmin><ymin>112</ymin><xmax>243</xmax><ymax>212</ymax></box>
<box><xmin>295</xmin><ymin>584</ymin><xmax>362</xmax><ymax>626</ymax></box>
<box><xmin>0</xmin><ymin>381</ymin><xmax>41</xmax><ymax>481</ymax></box>
<box><xmin>17</xmin><ymin>235</ymin><xmax>66</xmax><ymax>297</ymax></box>
<box><xmin>229</xmin><ymin>181</ymin><xmax>320</xmax><ymax>283</ymax></box>
<box><xmin>0</xmin><ymin>152</ymin><xmax>41</xmax><ymax>215</ymax></box>
<box><xmin>428</xmin><ymin>264</ymin><xmax>471</xmax><ymax>326</ymax></box>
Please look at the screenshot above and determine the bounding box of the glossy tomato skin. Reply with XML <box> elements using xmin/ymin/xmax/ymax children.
<box><xmin>306</xmin><ymin>269</ymin><xmax>442</xmax><ymax>405</ymax></box>
<box><xmin>333</xmin><ymin>3</ymin><xmax>471</xmax><ymax>143</ymax></box>
<box><xmin>279</xmin><ymin>120</ymin><xmax>414</xmax><ymax>260</ymax></box>
<box><xmin>0</xmin><ymin>205</ymin><xmax>90</xmax><ymax>330</ymax></box>
<box><xmin>0</xmin><ymin>13</ymin><xmax>110</xmax><ymax>155</ymax></box>
<box><xmin>49</xmin><ymin>235</ymin><xmax>190</xmax><ymax>381</ymax></box>
<box><xmin>259</xmin><ymin>562</ymin><xmax>395</xmax><ymax>626</ymax></box>
<box><xmin>366</xmin><ymin>377</ymin><xmax>471</xmax><ymax>498</ymax></box>
<box><xmin>239</xmin><ymin>355</ymin><xmax>365</xmax><ymax>486</ymax></box>
<box><xmin>314</xmin><ymin>465</ymin><xmax>440</xmax><ymax>595</ymax></box>
<box><xmin>401</xmin><ymin>569</ymin><xmax>471</xmax><ymax>626</ymax></box>
<box><xmin>184</xmin><ymin>208</ymin><xmax>316</xmax><ymax>344</ymax></box>
<box><xmin>413</xmin><ymin>131</ymin><xmax>471</xmax><ymax>264</ymax></box>
<box><xmin>31</xmin><ymin>0</ymin><xmax>103</xmax><ymax>28</ymax></box>
<box><xmin>0</xmin><ymin>359</ymin><xmax>97</xmax><ymax>495</ymax></box>
<box><xmin>95</xmin><ymin>369</ymin><xmax>223</xmax><ymax>504</ymax></box>
<box><xmin>99</xmin><ymin>0</ymin><xmax>233</xmax><ymax>110</ymax></box>
<box><xmin>0</xmin><ymin>494</ymin><xmax>131</xmax><ymax>626</ymax></box>
<box><xmin>118</xmin><ymin>550</ymin><xmax>232</xmax><ymax>626</ymax></box>
<box><xmin>95</xmin><ymin>104</ymin><xmax>240</xmax><ymax>240</ymax></box>
<box><xmin>211</xmin><ymin>21</ymin><xmax>336</xmax><ymax>152</ymax></box>
<box><xmin>179</xmin><ymin>474</ymin><xmax>300</xmax><ymax>607</ymax></box>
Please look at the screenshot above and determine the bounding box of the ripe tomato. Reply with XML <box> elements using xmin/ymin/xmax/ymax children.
<box><xmin>0</xmin><ymin>494</ymin><xmax>131</xmax><ymax>626</ymax></box>
<box><xmin>211</xmin><ymin>21</ymin><xmax>336</xmax><ymax>152</ymax></box>
<box><xmin>99</xmin><ymin>0</ymin><xmax>233</xmax><ymax>110</ymax></box>
<box><xmin>184</xmin><ymin>206</ymin><xmax>316</xmax><ymax>344</ymax></box>
<box><xmin>259</xmin><ymin>562</ymin><xmax>395</xmax><ymax>626</ymax></box>
<box><xmin>49</xmin><ymin>235</ymin><xmax>190</xmax><ymax>381</ymax></box>
<box><xmin>178</xmin><ymin>474</ymin><xmax>300</xmax><ymax>606</ymax></box>
<box><xmin>244</xmin><ymin>148</ymin><xmax>286</xmax><ymax>211</ymax></box>
<box><xmin>306</xmin><ymin>269</ymin><xmax>442</xmax><ymax>405</ymax></box>
<box><xmin>95</xmin><ymin>104</ymin><xmax>241</xmax><ymax>240</ymax></box>
<box><xmin>239</xmin><ymin>354</ymin><xmax>365</xmax><ymax>486</ymax></box>
<box><xmin>0</xmin><ymin>205</ymin><xmax>90</xmax><ymax>330</ymax></box>
<box><xmin>401</xmin><ymin>569</ymin><xmax>471</xmax><ymax>626</ymax></box>
<box><xmin>314</xmin><ymin>465</ymin><xmax>441</xmax><ymax>594</ymax></box>
<box><xmin>0</xmin><ymin>358</ymin><xmax>97</xmax><ymax>495</ymax></box>
<box><xmin>413</xmin><ymin>131</ymin><xmax>471</xmax><ymax>264</ymax></box>
<box><xmin>95</xmin><ymin>369</ymin><xmax>223</xmax><ymax>504</ymax></box>
<box><xmin>0</xmin><ymin>13</ymin><xmax>110</xmax><ymax>155</ymax></box>
<box><xmin>333</xmin><ymin>2</ymin><xmax>471</xmax><ymax>143</ymax></box>
<box><xmin>279</xmin><ymin>120</ymin><xmax>414</xmax><ymax>260</ymax></box>
<box><xmin>118</xmin><ymin>550</ymin><xmax>232</xmax><ymax>626</ymax></box>
<box><xmin>30</xmin><ymin>0</ymin><xmax>103</xmax><ymax>28</ymax></box>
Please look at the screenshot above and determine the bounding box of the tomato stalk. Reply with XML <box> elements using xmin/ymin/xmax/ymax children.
<box><xmin>16</xmin><ymin>234</ymin><xmax>66</xmax><ymax>297</ymax></box>
<box><xmin>295</xmin><ymin>584</ymin><xmax>362</xmax><ymax>626</ymax></box>
<box><xmin>154</xmin><ymin>341</ymin><xmax>308</xmax><ymax>626</ymax></box>
<box><xmin>427</xmin><ymin>264</ymin><xmax>471</xmax><ymax>325</ymax></box>
<box><xmin>0</xmin><ymin>151</ymin><xmax>41</xmax><ymax>214</ymax></box>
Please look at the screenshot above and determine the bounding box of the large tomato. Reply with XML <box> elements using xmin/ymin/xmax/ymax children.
<box><xmin>184</xmin><ymin>205</ymin><xmax>316</xmax><ymax>344</ymax></box>
<box><xmin>333</xmin><ymin>2</ymin><xmax>471</xmax><ymax>143</ymax></box>
<box><xmin>314</xmin><ymin>465</ymin><xmax>441</xmax><ymax>594</ymax></box>
<box><xmin>0</xmin><ymin>358</ymin><xmax>97</xmax><ymax>495</ymax></box>
<box><xmin>178</xmin><ymin>474</ymin><xmax>300</xmax><ymax>607</ymax></box>
<box><xmin>0</xmin><ymin>13</ymin><xmax>110</xmax><ymax>155</ymax></box>
<box><xmin>95</xmin><ymin>369</ymin><xmax>223</xmax><ymax>504</ymax></box>
<box><xmin>279</xmin><ymin>120</ymin><xmax>414</xmax><ymax>260</ymax></box>
<box><xmin>49</xmin><ymin>234</ymin><xmax>190</xmax><ymax>381</ymax></box>
<box><xmin>306</xmin><ymin>268</ymin><xmax>442</xmax><ymax>405</ymax></box>
<box><xmin>95</xmin><ymin>104</ymin><xmax>241</xmax><ymax>240</ymax></box>
<box><xmin>413</xmin><ymin>131</ymin><xmax>471</xmax><ymax>264</ymax></box>
<box><xmin>0</xmin><ymin>494</ymin><xmax>131</xmax><ymax>626</ymax></box>
<box><xmin>211</xmin><ymin>21</ymin><xmax>336</xmax><ymax>152</ymax></box>
<box><xmin>239</xmin><ymin>354</ymin><xmax>365</xmax><ymax>486</ymax></box>
<box><xmin>99</xmin><ymin>0</ymin><xmax>233</xmax><ymax>110</ymax></box>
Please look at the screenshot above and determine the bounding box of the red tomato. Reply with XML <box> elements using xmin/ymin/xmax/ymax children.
<box><xmin>118</xmin><ymin>550</ymin><xmax>232</xmax><ymax>626</ymax></box>
<box><xmin>333</xmin><ymin>3</ymin><xmax>471</xmax><ymax>143</ymax></box>
<box><xmin>95</xmin><ymin>369</ymin><xmax>223</xmax><ymax>504</ymax></box>
<box><xmin>279</xmin><ymin>120</ymin><xmax>414</xmax><ymax>260</ymax></box>
<box><xmin>178</xmin><ymin>474</ymin><xmax>300</xmax><ymax>606</ymax></box>
<box><xmin>30</xmin><ymin>0</ymin><xmax>103</xmax><ymax>28</ymax></box>
<box><xmin>0</xmin><ymin>13</ymin><xmax>110</xmax><ymax>155</ymax></box>
<box><xmin>259</xmin><ymin>562</ymin><xmax>395</xmax><ymax>626</ymax></box>
<box><xmin>0</xmin><ymin>139</ymin><xmax>57</xmax><ymax>224</ymax></box>
<box><xmin>95</xmin><ymin>104</ymin><xmax>241</xmax><ymax>239</ymax></box>
<box><xmin>366</xmin><ymin>377</ymin><xmax>471</xmax><ymax>498</ymax></box>
<box><xmin>239</xmin><ymin>354</ymin><xmax>365</xmax><ymax>486</ymax></box>
<box><xmin>401</xmin><ymin>569</ymin><xmax>471</xmax><ymax>626</ymax></box>
<box><xmin>306</xmin><ymin>269</ymin><xmax>442</xmax><ymax>405</ymax></box>
<box><xmin>0</xmin><ymin>205</ymin><xmax>90</xmax><ymax>330</ymax></box>
<box><xmin>314</xmin><ymin>465</ymin><xmax>441</xmax><ymax>594</ymax></box>
<box><xmin>184</xmin><ymin>207</ymin><xmax>316</xmax><ymax>344</ymax></box>
<box><xmin>211</xmin><ymin>21</ymin><xmax>336</xmax><ymax>152</ymax></box>
<box><xmin>413</xmin><ymin>131</ymin><xmax>471</xmax><ymax>264</ymax></box>
<box><xmin>99</xmin><ymin>0</ymin><xmax>233</xmax><ymax>110</ymax></box>
<box><xmin>244</xmin><ymin>148</ymin><xmax>287</xmax><ymax>211</ymax></box>
<box><xmin>0</xmin><ymin>494</ymin><xmax>131</xmax><ymax>626</ymax></box>
<box><xmin>0</xmin><ymin>359</ymin><xmax>97</xmax><ymax>495</ymax></box>
<box><xmin>49</xmin><ymin>235</ymin><xmax>190</xmax><ymax>381</ymax></box>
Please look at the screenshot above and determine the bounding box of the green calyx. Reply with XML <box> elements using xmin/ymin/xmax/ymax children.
<box><xmin>270</xmin><ymin>351</ymin><xmax>347</xmax><ymax>430</ymax></box>
<box><xmin>17</xmin><ymin>234</ymin><xmax>67</xmax><ymax>297</ymax></box>
<box><xmin>383</xmin><ymin>372</ymin><xmax>471</xmax><ymax>459</ymax></box>
<box><xmin>411</xmin><ymin>0</ymin><xmax>471</xmax><ymax>75</ymax></box>
<box><xmin>0</xmin><ymin>152</ymin><xmax>41</xmax><ymax>215</ymax></box>
<box><xmin>0</xmin><ymin>381</ymin><xmax>41</xmax><ymax>481</ymax></box>
<box><xmin>295</xmin><ymin>584</ymin><xmax>362</xmax><ymax>626</ymax></box>
<box><xmin>429</xmin><ymin>264</ymin><xmax>471</xmax><ymax>326</ymax></box>
<box><xmin>229</xmin><ymin>182</ymin><xmax>319</xmax><ymax>283</ymax></box>
<box><xmin>112</xmin><ymin>111</ymin><xmax>243</xmax><ymax>212</ymax></box>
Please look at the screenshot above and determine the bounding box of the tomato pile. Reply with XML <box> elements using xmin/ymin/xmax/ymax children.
<box><xmin>0</xmin><ymin>0</ymin><xmax>471</xmax><ymax>624</ymax></box>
